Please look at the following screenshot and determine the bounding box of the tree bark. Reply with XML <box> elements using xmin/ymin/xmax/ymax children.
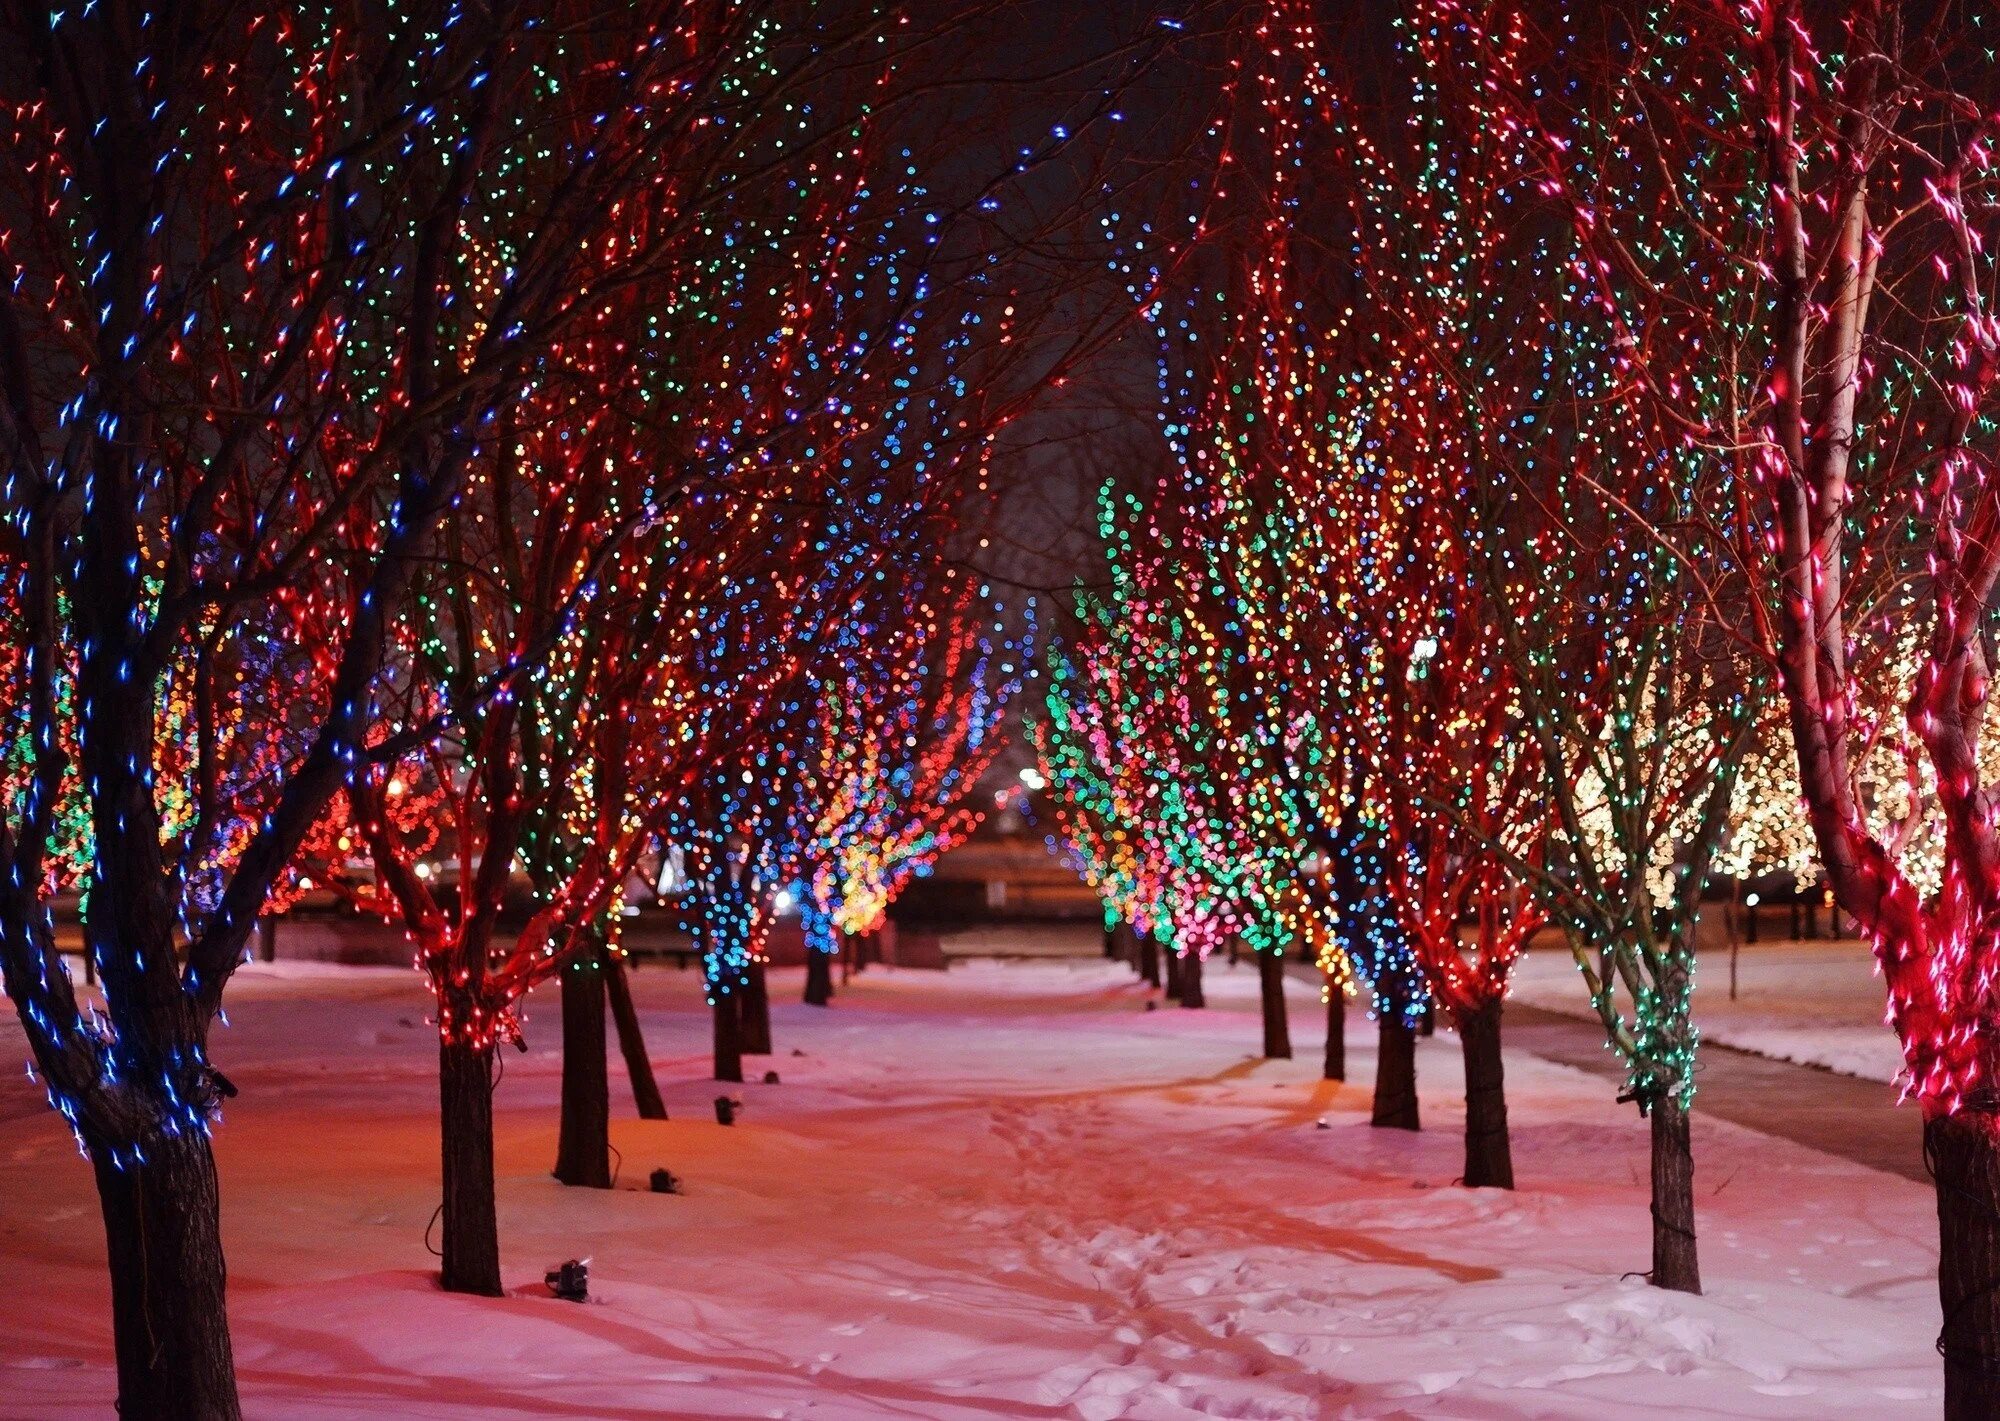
<box><xmin>1103</xmin><ymin>923</ymin><xmax>1117</xmax><ymax>957</ymax></box>
<box><xmin>1257</xmin><ymin>949</ymin><xmax>1291</xmax><ymax>1058</ymax></box>
<box><xmin>1649</xmin><ymin>1096</ymin><xmax>1700</xmax><ymax>1294</ymax></box>
<box><xmin>1179</xmin><ymin>949</ymin><xmax>1205</xmax><ymax>1009</ymax></box>
<box><xmin>1928</xmin><ymin>1111</ymin><xmax>2000</xmax><ymax>1418</ymax></box>
<box><xmin>712</xmin><ymin>992</ymin><xmax>743</xmax><ymax>1083</ymax></box>
<box><xmin>1458</xmin><ymin>999</ymin><xmax>1512</xmax><ymax>1189</ymax></box>
<box><xmin>739</xmin><ymin>958</ymin><xmax>772</xmax><ymax>1054</ymax></box>
<box><xmin>439</xmin><ymin>1036</ymin><xmax>502</xmax><ymax>1295</ymax></box>
<box><xmin>1163</xmin><ymin>944</ymin><xmax>1183</xmax><ymax>1001</ymax></box>
<box><xmin>1372</xmin><ymin>1013</ymin><xmax>1419</xmax><ymax>1130</ymax></box>
<box><xmin>1323</xmin><ymin>981</ymin><xmax>1346</xmax><ymax>1081</ymax></box>
<box><xmin>92</xmin><ymin>1128</ymin><xmax>241</xmax><ymax>1421</ymax></box>
<box><xmin>1140</xmin><ymin>932</ymin><xmax>1161</xmax><ymax>987</ymax></box>
<box><xmin>605</xmin><ymin>955</ymin><xmax>667</xmax><ymax>1119</ymax></box>
<box><xmin>554</xmin><ymin>955</ymin><xmax>611</xmax><ymax>1188</ymax></box>
<box><xmin>804</xmin><ymin>947</ymin><xmax>835</xmax><ymax>1006</ymax></box>
<box><xmin>254</xmin><ymin>916</ymin><xmax>276</xmax><ymax>964</ymax></box>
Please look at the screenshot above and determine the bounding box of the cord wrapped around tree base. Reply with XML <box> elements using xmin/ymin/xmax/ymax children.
<box><xmin>1648</xmin><ymin>1095</ymin><xmax>1699</xmax><ymax>1294</ymax></box>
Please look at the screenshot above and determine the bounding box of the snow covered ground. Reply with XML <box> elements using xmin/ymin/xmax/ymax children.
<box><xmin>1510</xmin><ymin>936</ymin><xmax>1908</xmax><ymax>1086</ymax></box>
<box><xmin>0</xmin><ymin>953</ymin><xmax>1942</xmax><ymax>1418</ymax></box>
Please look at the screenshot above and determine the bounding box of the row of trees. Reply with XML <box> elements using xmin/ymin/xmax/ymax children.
<box><xmin>13</xmin><ymin>0</ymin><xmax>2000</xmax><ymax>1413</ymax></box>
<box><xmin>0</xmin><ymin>2</ymin><xmax>1162</xmax><ymax>1416</ymax></box>
<box><xmin>1040</xmin><ymin>3</ymin><xmax>2000</xmax><ymax>1413</ymax></box>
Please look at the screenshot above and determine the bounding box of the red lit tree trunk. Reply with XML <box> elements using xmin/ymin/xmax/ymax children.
<box><xmin>1323</xmin><ymin>980</ymin><xmax>1346</xmax><ymax>1081</ymax></box>
<box><xmin>605</xmin><ymin>956</ymin><xmax>667</xmax><ymax>1120</ymax></box>
<box><xmin>1457</xmin><ymin>999</ymin><xmax>1511</xmax><ymax>1188</ymax></box>
<box><xmin>92</xmin><ymin>1129</ymin><xmax>240</xmax><ymax>1421</ymax></box>
<box><xmin>555</xmin><ymin>952</ymin><xmax>612</xmax><ymax>1188</ymax></box>
<box><xmin>1257</xmin><ymin>949</ymin><xmax>1291</xmax><ymax>1058</ymax></box>
<box><xmin>1179</xmin><ymin>949</ymin><xmax>1205</xmax><ymax>1009</ymax></box>
<box><xmin>713</xmin><ymin>994</ymin><xmax>744</xmax><ymax>1083</ymax></box>
<box><xmin>1749</xmin><ymin>45</ymin><xmax>2000</xmax><ymax>1398</ymax></box>
<box><xmin>439</xmin><ymin>1037</ymin><xmax>502</xmax><ymax>1295</ymax></box>
<box><xmin>1649</xmin><ymin>1095</ymin><xmax>1699</xmax><ymax>1294</ymax></box>
<box><xmin>805</xmin><ymin>947</ymin><xmax>835</xmax><ymax>1006</ymax></box>
<box><xmin>740</xmin><ymin>958</ymin><xmax>773</xmax><ymax>1054</ymax></box>
<box><xmin>1372</xmin><ymin>1010</ymin><xmax>1419</xmax><ymax>1130</ymax></box>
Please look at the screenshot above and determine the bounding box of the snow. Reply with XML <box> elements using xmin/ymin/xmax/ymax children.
<box><xmin>1510</xmin><ymin>936</ymin><xmax>1909</xmax><ymax>1086</ymax></box>
<box><xmin>0</xmin><ymin>950</ymin><xmax>1943</xmax><ymax>1418</ymax></box>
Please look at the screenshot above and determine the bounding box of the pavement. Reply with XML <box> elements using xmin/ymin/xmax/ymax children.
<box><xmin>1502</xmin><ymin>1001</ymin><xmax>1925</xmax><ymax>1184</ymax></box>
<box><xmin>1276</xmin><ymin>960</ymin><xmax>1929</xmax><ymax>1186</ymax></box>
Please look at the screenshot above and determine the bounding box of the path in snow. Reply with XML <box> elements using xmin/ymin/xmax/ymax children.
<box><xmin>1503</xmin><ymin>1002</ymin><xmax>1925</xmax><ymax>1184</ymax></box>
<box><xmin>1510</xmin><ymin>936</ymin><xmax>1908</xmax><ymax>1086</ymax></box>
<box><xmin>0</xmin><ymin>953</ymin><xmax>1945</xmax><ymax>1419</ymax></box>
<box><xmin>1284</xmin><ymin>957</ymin><xmax>1925</xmax><ymax>1183</ymax></box>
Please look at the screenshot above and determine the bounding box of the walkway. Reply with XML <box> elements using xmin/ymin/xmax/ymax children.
<box><xmin>1503</xmin><ymin>1002</ymin><xmax>1926</xmax><ymax>1184</ymax></box>
<box><xmin>1280</xmin><ymin>961</ymin><xmax>1927</xmax><ymax>1185</ymax></box>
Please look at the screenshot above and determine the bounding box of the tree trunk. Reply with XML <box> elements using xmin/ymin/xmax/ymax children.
<box><xmin>92</xmin><ymin>1128</ymin><xmax>242</xmax><ymax>1421</ymax></box>
<box><xmin>804</xmin><ymin>948</ymin><xmax>835</xmax><ymax>1006</ymax></box>
<box><xmin>1257</xmin><ymin>949</ymin><xmax>1291</xmax><ymax>1058</ymax></box>
<box><xmin>1649</xmin><ymin>1096</ymin><xmax>1700</xmax><ymax>1294</ymax></box>
<box><xmin>439</xmin><ymin>1037</ymin><xmax>502</xmax><ymax>1295</ymax></box>
<box><xmin>1103</xmin><ymin>923</ymin><xmax>1117</xmax><ymax>957</ymax></box>
<box><xmin>554</xmin><ymin>955</ymin><xmax>611</xmax><ymax>1189</ymax></box>
<box><xmin>1180</xmin><ymin>949</ymin><xmax>1205</xmax><ymax>1009</ymax></box>
<box><xmin>1929</xmin><ymin>1111</ymin><xmax>2000</xmax><ymax>1418</ymax></box>
<box><xmin>1164</xmin><ymin>944</ymin><xmax>1183</xmax><ymax>1000</ymax></box>
<box><xmin>712</xmin><ymin>992</ymin><xmax>743</xmax><ymax>1083</ymax></box>
<box><xmin>1458</xmin><ymin>999</ymin><xmax>1512</xmax><ymax>1189</ymax></box>
<box><xmin>605</xmin><ymin>955</ymin><xmax>667</xmax><ymax>1119</ymax></box>
<box><xmin>1372</xmin><ymin>1013</ymin><xmax>1419</xmax><ymax>1130</ymax></box>
<box><xmin>1140</xmin><ymin>932</ymin><xmax>1161</xmax><ymax>988</ymax></box>
<box><xmin>739</xmin><ymin>958</ymin><xmax>772</xmax><ymax>1054</ymax></box>
<box><xmin>1323</xmin><ymin>980</ymin><xmax>1346</xmax><ymax>1081</ymax></box>
<box><xmin>254</xmin><ymin>916</ymin><xmax>276</xmax><ymax>964</ymax></box>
